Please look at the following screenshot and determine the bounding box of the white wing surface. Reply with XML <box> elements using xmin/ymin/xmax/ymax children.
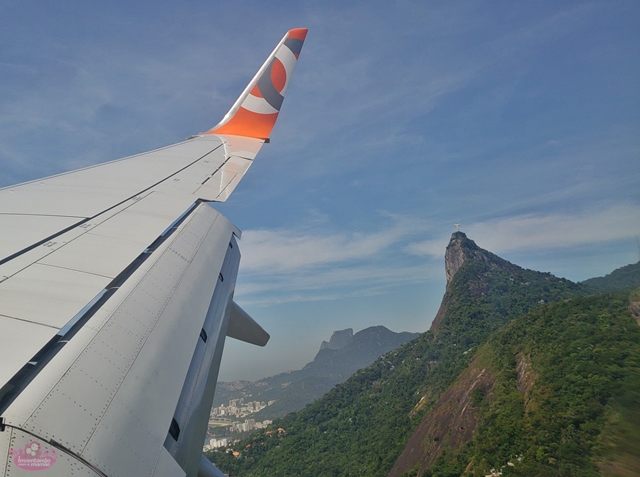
<box><xmin>0</xmin><ymin>28</ymin><xmax>308</xmax><ymax>477</ymax></box>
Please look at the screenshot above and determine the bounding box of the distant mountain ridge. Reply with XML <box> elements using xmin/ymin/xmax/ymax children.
<box><xmin>304</xmin><ymin>326</ymin><xmax>419</xmax><ymax>380</ymax></box>
<box><xmin>580</xmin><ymin>261</ymin><xmax>640</xmax><ymax>292</ymax></box>
<box><xmin>213</xmin><ymin>326</ymin><xmax>419</xmax><ymax>420</ymax></box>
<box><xmin>209</xmin><ymin>232</ymin><xmax>640</xmax><ymax>476</ymax></box>
<box><xmin>319</xmin><ymin>328</ymin><xmax>354</xmax><ymax>351</ymax></box>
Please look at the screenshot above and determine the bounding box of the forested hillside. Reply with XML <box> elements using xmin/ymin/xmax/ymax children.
<box><xmin>393</xmin><ymin>291</ymin><xmax>640</xmax><ymax>476</ymax></box>
<box><xmin>213</xmin><ymin>326</ymin><xmax>419</xmax><ymax>420</ymax></box>
<box><xmin>581</xmin><ymin>261</ymin><xmax>640</xmax><ymax>293</ymax></box>
<box><xmin>208</xmin><ymin>233</ymin><xmax>591</xmax><ymax>476</ymax></box>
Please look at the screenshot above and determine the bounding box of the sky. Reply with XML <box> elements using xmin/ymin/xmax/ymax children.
<box><xmin>1</xmin><ymin>1</ymin><xmax>638</xmax><ymax>381</ymax></box>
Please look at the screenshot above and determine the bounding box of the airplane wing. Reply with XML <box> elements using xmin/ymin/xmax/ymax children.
<box><xmin>0</xmin><ymin>28</ymin><xmax>307</xmax><ymax>477</ymax></box>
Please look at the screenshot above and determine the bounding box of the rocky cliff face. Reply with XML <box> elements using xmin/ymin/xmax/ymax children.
<box><xmin>308</xmin><ymin>326</ymin><xmax>419</xmax><ymax>376</ymax></box>
<box><xmin>319</xmin><ymin>328</ymin><xmax>354</xmax><ymax>351</ymax></box>
<box><xmin>629</xmin><ymin>288</ymin><xmax>640</xmax><ymax>325</ymax></box>
<box><xmin>431</xmin><ymin>232</ymin><xmax>520</xmax><ymax>332</ymax></box>
<box><xmin>388</xmin><ymin>354</ymin><xmax>497</xmax><ymax>477</ymax></box>
<box><xmin>444</xmin><ymin>231</ymin><xmax>517</xmax><ymax>284</ymax></box>
<box><xmin>444</xmin><ymin>232</ymin><xmax>472</xmax><ymax>283</ymax></box>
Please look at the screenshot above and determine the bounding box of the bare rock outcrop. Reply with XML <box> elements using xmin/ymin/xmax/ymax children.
<box><xmin>444</xmin><ymin>232</ymin><xmax>518</xmax><ymax>285</ymax></box>
<box><xmin>431</xmin><ymin>232</ymin><xmax>519</xmax><ymax>332</ymax></box>
<box><xmin>629</xmin><ymin>289</ymin><xmax>640</xmax><ymax>326</ymax></box>
<box><xmin>515</xmin><ymin>352</ymin><xmax>537</xmax><ymax>409</ymax></box>
<box><xmin>387</xmin><ymin>355</ymin><xmax>496</xmax><ymax>477</ymax></box>
<box><xmin>319</xmin><ymin>328</ymin><xmax>353</xmax><ymax>351</ymax></box>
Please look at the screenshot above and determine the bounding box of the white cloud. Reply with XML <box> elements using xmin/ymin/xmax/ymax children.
<box><xmin>237</xmin><ymin>201</ymin><xmax>640</xmax><ymax>306</ymax></box>
<box><xmin>237</xmin><ymin>275</ymin><xmax>434</xmax><ymax>307</ymax></box>
<box><xmin>406</xmin><ymin>203</ymin><xmax>640</xmax><ymax>258</ymax></box>
<box><xmin>233</xmin><ymin>215</ymin><xmax>439</xmax><ymax>305</ymax></box>
<box><xmin>239</xmin><ymin>214</ymin><xmax>426</xmax><ymax>273</ymax></box>
<box><xmin>239</xmin><ymin>262</ymin><xmax>434</xmax><ymax>295</ymax></box>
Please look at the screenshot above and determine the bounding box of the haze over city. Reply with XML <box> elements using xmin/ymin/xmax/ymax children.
<box><xmin>1</xmin><ymin>1</ymin><xmax>638</xmax><ymax>381</ymax></box>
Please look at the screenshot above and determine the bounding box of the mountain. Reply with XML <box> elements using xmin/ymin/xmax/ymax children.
<box><xmin>581</xmin><ymin>261</ymin><xmax>640</xmax><ymax>292</ymax></box>
<box><xmin>208</xmin><ymin>232</ymin><xmax>602</xmax><ymax>476</ymax></box>
<box><xmin>430</xmin><ymin>231</ymin><xmax>565</xmax><ymax>334</ymax></box>
<box><xmin>304</xmin><ymin>326</ymin><xmax>420</xmax><ymax>381</ymax></box>
<box><xmin>320</xmin><ymin>328</ymin><xmax>354</xmax><ymax>351</ymax></box>
<box><xmin>213</xmin><ymin>326</ymin><xmax>419</xmax><ymax>420</ymax></box>
<box><xmin>390</xmin><ymin>291</ymin><xmax>640</xmax><ymax>476</ymax></box>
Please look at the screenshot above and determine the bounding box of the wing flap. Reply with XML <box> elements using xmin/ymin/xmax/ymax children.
<box><xmin>38</xmin><ymin>233</ymin><xmax>146</xmax><ymax>279</ymax></box>
<box><xmin>3</xmin><ymin>427</ymin><xmax>102</xmax><ymax>476</ymax></box>
<box><xmin>0</xmin><ymin>137</ymin><xmax>225</xmax><ymax>263</ymax></box>
<box><xmin>0</xmin><ymin>137</ymin><xmax>224</xmax><ymax>214</ymax></box>
<box><xmin>153</xmin><ymin>448</ymin><xmax>187</xmax><ymax>477</ymax></box>
<box><xmin>0</xmin><ymin>318</ymin><xmax>58</xmax><ymax>388</ymax></box>
<box><xmin>0</xmin><ymin>264</ymin><xmax>110</xmax><ymax>328</ymax></box>
<box><xmin>0</xmin><ymin>215</ymin><xmax>82</xmax><ymax>263</ymax></box>
<box><xmin>2</xmin><ymin>204</ymin><xmax>237</xmax><ymax>477</ymax></box>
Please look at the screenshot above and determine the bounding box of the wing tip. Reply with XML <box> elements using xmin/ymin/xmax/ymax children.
<box><xmin>288</xmin><ymin>28</ymin><xmax>308</xmax><ymax>40</ymax></box>
<box><xmin>205</xmin><ymin>28</ymin><xmax>308</xmax><ymax>140</ymax></box>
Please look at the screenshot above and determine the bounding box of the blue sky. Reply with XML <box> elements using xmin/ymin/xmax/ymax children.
<box><xmin>1</xmin><ymin>1</ymin><xmax>638</xmax><ymax>381</ymax></box>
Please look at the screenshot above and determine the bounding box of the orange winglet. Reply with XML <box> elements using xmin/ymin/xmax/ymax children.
<box><xmin>209</xmin><ymin>109</ymin><xmax>279</xmax><ymax>139</ymax></box>
<box><xmin>287</xmin><ymin>28</ymin><xmax>308</xmax><ymax>42</ymax></box>
<box><xmin>206</xmin><ymin>29</ymin><xmax>308</xmax><ymax>140</ymax></box>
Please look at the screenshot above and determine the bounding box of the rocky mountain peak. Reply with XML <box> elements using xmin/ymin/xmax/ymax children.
<box><xmin>444</xmin><ymin>232</ymin><xmax>517</xmax><ymax>285</ymax></box>
<box><xmin>319</xmin><ymin>328</ymin><xmax>354</xmax><ymax>351</ymax></box>
<box><xmin>431</xmin><ymin>232</ymin><xmax>522</xmax><ymax>332</ymax></box>
<box><xmin>445</xmin><ymin>232</ymin><xmax>483</xmax><ymax>284</ymax></box>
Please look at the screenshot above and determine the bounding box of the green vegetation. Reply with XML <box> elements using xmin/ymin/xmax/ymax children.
<box><xmin>425</xmin><ymin>291</ymin><xmax>640</xmax><ymax>476</ymax></box>
<box><xmin>206</xmin><ymin>234</ymin><xmax>640</xmax><ymax>477</ymax></box>
<box><xmin>581</xmin><ymin>261</ymin><xmax>640</xmax><ymax>293</ymax></box>
<box><xmin>208</xmin><ymin>237</ymin><xmax>586</xmax><ymax>477</ymax></box>
<box><xmin>212</xmin><ymin>327</ymin><xmax>419</xmax><ymax>422</ymax></box>
<box><xmin>209</xmin><ymin>332</ymin><xmax>442</xmax><ymax>476</ymax></box>
<box><xmin>435</xmin><ymin>257</ymin><xmax>583</xmax><ymax>346</ymax></box>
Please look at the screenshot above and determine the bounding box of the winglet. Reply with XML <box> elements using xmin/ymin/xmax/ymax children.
<box><xmin>205</xmin><ymin>28</ymin><xmax>308</xmax><ymax>140</ymax></box>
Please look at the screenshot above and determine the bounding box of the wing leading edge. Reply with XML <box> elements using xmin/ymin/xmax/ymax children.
<box><xmin>0</xmin><ymin>28</ymin><xmax>307</xmax><ymax>477</ymax></box>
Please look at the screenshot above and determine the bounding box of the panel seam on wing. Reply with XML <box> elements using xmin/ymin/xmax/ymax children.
<box><xmin>0</xmin><ymin>142</ymin><xmax>224</xmax><ymax>267</ymax></box>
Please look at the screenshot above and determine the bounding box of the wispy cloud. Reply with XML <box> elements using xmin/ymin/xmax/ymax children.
<box><xmin>237</xmin><ymin>264</ymin><xmax>432</xmax><ymax>306</ymax></box>
<box><xmin>237</xmin><ymin>200</ymin><xmax>640</xmax><ymax>306</ymax></box>
<box><xmin>234</xmin><ymin>214</ymin><xmax>438</xmax><ymax>305</ymax></box>
<box><xmin>406</xmin><ymin>203</ymin><xmax>640</xmax><ymax>258</ymax></box>
<box><xmin>240</xmin><ymin>217</ymin><xmax>419</xmax><ymax>273</ymax></box>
